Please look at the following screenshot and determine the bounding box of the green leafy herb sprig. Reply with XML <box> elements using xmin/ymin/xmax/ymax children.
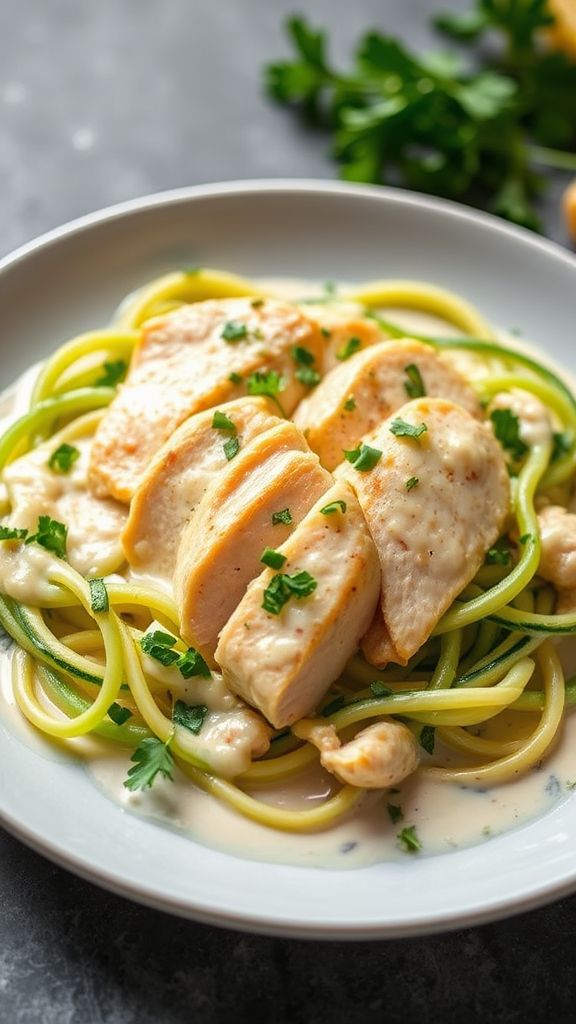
<box><xmin>265</xmin><ymin>4</ymin><xmax>576</xmax><ymax>231</ymax></box>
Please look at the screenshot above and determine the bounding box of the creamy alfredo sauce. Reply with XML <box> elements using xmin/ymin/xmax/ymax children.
<box><xmin>1</xmin><ymin>286</ymin><xmax>576</xmax><ymax>869</ymax></box>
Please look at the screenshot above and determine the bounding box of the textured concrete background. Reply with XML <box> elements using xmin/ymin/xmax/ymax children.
<box><xmin>1</xmin><ymin>2</ymin><xmax>576</xmax><ymax>1021</ymax></box>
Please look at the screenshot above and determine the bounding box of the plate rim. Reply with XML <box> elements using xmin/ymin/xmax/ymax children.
<box><xmin>2</xmin><ymin>178</ymin><xmax>576</xmax><ymax>940</ymax></box>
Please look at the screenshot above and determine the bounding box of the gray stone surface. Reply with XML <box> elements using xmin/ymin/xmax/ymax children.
<box><xmin>0</xmin><ymin>1</ymin><xmax>575</xmax><ymax>1021</ymax></box>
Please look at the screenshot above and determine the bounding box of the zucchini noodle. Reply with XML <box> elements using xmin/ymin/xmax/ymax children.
<box><xmin>1</xmin><ymin>266</ymin><xmax>575</xmax><ymax>848</ymax></box>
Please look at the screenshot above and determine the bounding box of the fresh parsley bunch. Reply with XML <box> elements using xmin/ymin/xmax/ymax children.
<box><xmin>265</xmin><ymin>2</ymin><xmax>576</xmax><ymax>231</ymax></box>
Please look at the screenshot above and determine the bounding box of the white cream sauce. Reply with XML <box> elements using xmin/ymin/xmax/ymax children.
<box><xmin>1</xmin><ymin>288</ymin><xmax>576</xmax><ymax>868</ymax></box>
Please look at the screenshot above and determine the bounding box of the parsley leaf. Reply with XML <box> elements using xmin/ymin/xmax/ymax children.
<box><xmin>88</xmin><ymin>578</ymin><xmax>109</xmax><ymax>613</ymax></box>
<box><xmin>370</xmin><ymin>680</ymin><xmax>392</xmax><ymax>698</ymax></box>
<box><xmin>48</xmin><ymin>443</ymin><xmax>80</xmax><ymax>474</ymax></box>
<box><xmin>25</xmin><ymin>516</ymin><xmax>67</xmax><ymax>558</ymax></box>
<box><xmin>108</xmin><ymin>703</ymin><xmax>132</xmax><ymax>726</ymax></box>
<box><xmin>221</xmin><ymin>320</ymin><xmax>248</xmax><ymax>343</ymax></box>
<box><xmin>229</xmin><ymin>371</ymin><xmax>243</xmax><ymax>384</ymax></box>
<box><xmin>296</xmin><ymin>367</ymin><xmax>321</xmax><ymax>388</ymax></box>
<box><xmin>404</xmin><ymin>363</ymin><xmax>426</xmax><ymax>399</ymax></box>
<box><xmin>397</xmin><ymin>824</ymin><xmax>422</xmax><ymax>853</ymax></box>
<box><xmin>123</xmin><ymin>736</ymin><xmax>174</xmax><ymax>792</ymax></box>
<box><xmin>291</xmin><ymin>345</ymin><xmax>316</xmax><ymax>366</ymax></box>
<box><xmin>272</xmin><ymin>507</ymin><xmax>292</xmax><ymax>525</ymax></box>
<box><xmin>262</xmin><ymin>570</ymin><xmax>317</xmax><ymax>614</ymax></box>
<box><xmin>342</xmin><ymin>443</ymin><xmax>382</xmax><ymax>471</ymax></box>
<box><xmin>387</xmin><ymin>803</ymin><xmax>403</xmax><ymax>824</ymax></box>
<box><xmin>405</xmin><ymin>476</ymin><xmax>419</xmax><ymax>491</ymax></box>
<box><xmin>486</xmin><ymin>538</ymin><xmax>512</xmax><ymax>565</ymax></box>
<box><xmin>320</xmin><ymin>500</ymin><xmax>347</xmax><ymax>515</ymax></box>
<box><xmin>490</xmin><ymin>408</ymin><xmax>528</xmax><ymax>460</ymax></box>
<box><xmin>261</xmin><ymin>547</ymin><xmax>287</xmax><ymax>569</ymax></box>
<box><xmin>177</xmin><ymin>647</ymin><xmax>211</xmax><ymax>679</ymax></box>
<box><xmin>0</xmin><ymin>525</ymin><xmax>28</xmax><ymax>542</ymax></box>
<box><xmin>96</xmin><ymin>360</ymin><xmax>127</xmax><ymax>387</ymax></box>
<box><xmin>212</xmin><ymin>410</ymin><xmax>237</xmax><ymax>433</ymax></box>
<box><xmin>264</xmin><ymin>11</ymin><xmax>576</xmax><ymax>232</ymax></box>
<box><xmin>390</xmin><ymin>418</ymin><xmax>427</xmax><ymax>440</ymax></box>
<box><xmin>336</xmin><ymin>336</ymin><xmax>362</xmax><ymax>361</ymax></box>
<box><xmin>247</xmin><ymin>370</ymin><xmax>284</xmax><ymax>397</ymax></box>
<box><xmin>140</xmin><ymin>630</ymin><xmax>180</xmax><ymax>667</ymax></box>
<box><xmin>419</xmin><ymin>725</ymin><xmax>436</xmax><ymax>755</ymax></box>
<box><xmin>343</xmin><ymin>395</ymin><xmax>356</xmax><ymax>412</ymax></box>
<box><xmin>223</xmin><ymin>436</ymin><xmax>240</xmax><ymax>461</ymax></box>
<box><xmin>173</xmin><ymin>700</ymin><xmax>209</xmax><ymax>735</ymax></box>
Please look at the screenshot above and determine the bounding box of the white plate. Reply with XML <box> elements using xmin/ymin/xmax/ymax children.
<box><xmin>1</xmin><ymin>180</ymin><xmax>576</xmax><ymax>939</ymax></box>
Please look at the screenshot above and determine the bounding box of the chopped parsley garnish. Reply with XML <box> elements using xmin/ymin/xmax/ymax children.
<box><xmin>387</xmin><ymin>803</ymin><xmax>403</xmax><ymax>824</ymax></box>
<box><xmin>419</xmin><ymin>725</ymin><xmax>435</xmax><ymax>755</ymax></box>
<box><xmin>25</xmin><ymin>515</ymin><xmax>67</xmax><ymax>559</ymax></box>
<box><xmin>272</xmin><ymin>507</ymin><xmax>292</xmax><ymax>526</ymax></box>
<box><xmin>343</xmin><ymin>444</ymin><xmax>382</xmax><ymax>471</ymax></box>
<box><xmin>262</xmin><ymin>570</ymin><xmax>317</xmax><ymax>615</ymax></box>
<box><xmin>320</xmin><ymin>327</ymin><xmax>331</xmax><ymax>339</ymax></box>
<box><xmin>253</xmin><ymin>327</ymin><xmax>264</xmax><ymax>340</ymax></box>
<box><xmin>0</xmin><ymin>525</ymin><xmax>28</xmax><ymax>542</ymax></box>
<box><xmin>88</xmin><ymin>578</ymin><xmax>109</xmax><ymax>613</ymax></box>
<box><xmin>261</xmin><ymin>547</ymin><xmax>287</xmax><ymax>569</ymax></box>
<box><xmin>140</xmin><ymin>630</ymin><xmax>180</xmax><ymax>667</ymax></box>
<box><xmin>486</xmin><ymin>539</ymin><xmax>511</xmax><ymax>565</ymax></box>
<box><xmin>177</xmin><ymin>646</ymin><xmax>211</xmax><ymax>679</ymax></box>
<box><xmin>108</xmin><ymin>703</ymin><xmax>132</xmax><ymax>726</ymax></box>
<box><xmin>552</xmin><ymin>431</ymin><xmax>572</xmax><ymax>463</ymax></box>
<box><xmin>403</xmin><ymin>364</ymin><xmax>426</xmax><ymax>399</ymax></box>
<box><xmin>96</xmin><ymin>360</ymin><xmax>127</xmax><ymax>387</ymax></box>
<box><xmin>296</xmin><ymin>367</ymin><xmax>321</xmax><ymax>388</ymax></box>
<box><xmin>519</xmin><ymin>533</ymin><xmax>533</xmax><ymax>545</ymax></box>
<box><xmin>246</xmin><ymin>370</ymin><xmax>286</xmax><ymax>414</ymax></box>
<box><xmin>221</xmin><ymin>320</ymin><xmax>248</xmax><ymax>343</ymax></box>
<box><xmin>48</xmin><ymin>443</ymin><xmax>80</xmax><ymax>474</ymax></box>
<box><xmin>251</xmin><ymin>298</ymin><xmax>264</xmax><ymax>308</ymax></box>
<box><xmin>292</xmin><ymin>345</ymin><xmax>316</xmax><ymax>366</ymax></box>
<box><xmin>320</xmin><ymin>500</ymin><xmax>347</xmax><ymax>516</ymax></box>
<box><xmin>397</xmin><ymin>824</ymin><xmax>422</xmax><ymax>854</ymax></box>
<box><xmin>390</xmin><ymin>418</ymin><xmax>427</xmax><ymax>440</ymax></box>
<box><xmin>405</xmin><ymin>476</ymin><xmax>419</xmax><ymax>492</ymax></box>
<box><xmin>123</xmin><ymin>736</ymin><xmax>174</xmax><ymax>792</ymax></box>
<box><xmin>173</xmin><ymin>700</ymin><xmax>209</xmax><ymax>735</ymax></box>
<box><xmin>229</xmin><ymin>372</ymin><xmax>243</xmax><ymax>384</ymax></box>
<box><xmin>490</xmin><ymin>408</ymin><xmax>528</xmax><ymax>461</ymax></box>
<box><xmin>223</xmin><ymin>436</ymin><xmax>240</xmax><ymax>461</ymax></box>
<box><xmin>370</xmin><ymin>680</ymin><xmax>392</xmax><ymax>698</ymax></box>
<box><xmin>336</xmin><ymin>336</ymin><xmax>361</xmax><ymax>361</ymax></box>
<box><xmin>343</xmin><ymin>395</ymin><xmax>356</xmax><ymax>412</ymax></box>
<box><xmin>212</xmin><ymin>410</ymin><xmax>237</xmax><ymax>433</ymax></box>
<box><xmin>321</xmin><ymin>694</ymin><xmax>347</xmax><ymax>717</ymax></box>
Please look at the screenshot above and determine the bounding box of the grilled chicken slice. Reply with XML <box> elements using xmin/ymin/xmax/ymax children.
<box><xmin>294</xmin><ymin>339</ymin><xmax>481</xmax><ymax>471</ymax></box>
<box><xmin>303</xmin><ymin>721</ymin><xmax>420</xmax><ymax>789</ymax></box>
<box><xmin>175</xmin><ymin>422</ymin><xmax>331</xmax><ymax>664</ymax></box>
<box><xmin>337</xmin><ymin>398</ymin><xmax>509</xmax><ymax>666</ymax></box>
<box><xmin>122</xmin><ymin>396</ymin><xmax>280</xmax><ymax>580</ymax></box>
<box><xmin>89</xmin><ymin>297</ymin><xmax>323</xmax><ymax>502</ymax></box>
<box><xmin>215</xmin><ymin>481</ymin><xmax>380</xmax><ymax>728</ymax></box>
<box><xmin>301</xmin><ymin>300</ymin><xmax>383</xmax><ymax>372</ymax></box>
<box><xmin>538</xmin><ymin>505</ymin><xmax>576</xmax><ymax>590</ymax></box>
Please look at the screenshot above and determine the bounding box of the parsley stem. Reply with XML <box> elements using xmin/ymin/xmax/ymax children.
<box><xmin>529</xmin><ymin>146</ymin><xmax>576</xmax><ymax>174</ymax></box>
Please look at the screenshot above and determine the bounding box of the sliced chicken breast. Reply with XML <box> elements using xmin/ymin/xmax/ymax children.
<box><xmin>122</xmin><ymin>396</ymin><xmax>280</xmax><ymax>580</ymax></box>
<box><xmin>89</xmin><ymin>297</ymin><xmax>323</xmax><ymax>502</ymax></box>
<box><xmin>175</xmin><ymin>422</ymin><xmax>331</xmax><ymax>664</ymax></box>
<box><xmin>294</xmin><ymin>339</ymin><xmax>481</xmax><ymax>471</ymax></box>
<box><xmin>215</xmin><ymin>481</ymin><xmax>381</xmax><ymax>728</ymax></box>
<box><xmin>301</xmin><ymin>300</ymin><xmax>383</xmax><ymax>372</ymax></box>
<box><xmin>336</xmin><ymin>398</ymin><xmax>509</xmax><ymax>666</ymax></box>
<box><xmin>303</xmin><ymin>720</ymin><xmax>420</xmax><ymax>789</ymax></box>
